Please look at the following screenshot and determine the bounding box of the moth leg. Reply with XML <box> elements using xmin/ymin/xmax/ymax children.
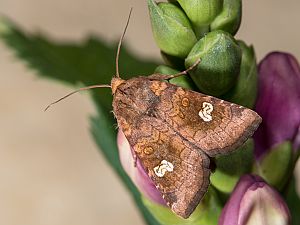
<box><xmin>133</xmin><ymin>153</ymin><xmax>137</xmax><ymax>167</ymax></box>
<box><xmin>148</xmin><ymin>59</ymin><xmax>200</xmax><ymax>81</ymax></box>
<box><xmin>131</xmin><ymin>147</ymin><xmax>138</xmax><ymax>167</ymax></box>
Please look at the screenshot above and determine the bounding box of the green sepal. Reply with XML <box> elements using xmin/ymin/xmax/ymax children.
<box><xmin>147</xmin><ymin>0</ymin><xmax>197</xmax><ymax>58</ymax></box>
<box><xmin>185</xmin><ymin>30</ymin><xmax>242</xmax><ymax>96</ymax></box>
<box><xmin>210</xmin><ymin>0</ymin><xmax>242</xmax><ymax>36</ymax></box>
<box><xmin>142</xmin><ymin>187</ymin><xmax>222</xmax><ymax>225</ymax></box>
<box><xmin>177</xmin><ymin>0</ymin><xmax>222</xmax><ymax>38</ymax></box>
<box><xmin>253</xmin><ymin>141</ymin><xmax>293</xmax><ymax>191</ymax></box>
<box><xmin>211</xmin><ymin>139</ymin><xmax>254</xmax><ymax>194</ymax></box>
<box><xmin>284</xmin><ymin>176</ymin><xmax>300</xmax><ymax>225</ymax></box>
<box><xmin>221</xmin><ymin>40</ymin><xmax>258</xmax><ymax>108</ymax></box>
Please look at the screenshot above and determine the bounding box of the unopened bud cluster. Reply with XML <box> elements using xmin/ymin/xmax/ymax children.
<box><xmin>148</xmin><ymin>0</ymin><xmax>256</xmax><ymax>107</ymax></box>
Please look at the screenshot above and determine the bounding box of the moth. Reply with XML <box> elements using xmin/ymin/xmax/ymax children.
<box><xmin>46</xmin><ymin>9</ymin><xmax>262</xmax><ymax>219</ymax></box>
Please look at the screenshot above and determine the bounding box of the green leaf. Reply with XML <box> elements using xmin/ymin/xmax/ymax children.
<box><xmin>0</xmin><ymin>17</ymin><xmax>161</xmax><ymax>225</ymax></box>
<box><xmin>0</xmin><ymin>17</ymin><xmax>157</xmax><ymax>87</ymax></box>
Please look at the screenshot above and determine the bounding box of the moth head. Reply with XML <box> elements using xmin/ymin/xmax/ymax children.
<box><xmin>111</xmin><ymin>77</ymin><xmax>125</xmax><ymax>95</ymax></box>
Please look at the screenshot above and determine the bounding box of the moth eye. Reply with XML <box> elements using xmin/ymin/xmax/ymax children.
<box><xmin>143</xmin><ymin>146</ymin><xmax>154</xmax><ymax>155</ymax></box>
<box><xmin>181</xmin><ymin>97</ymin><xmax>190</xmax><ymax>107</ymax></box>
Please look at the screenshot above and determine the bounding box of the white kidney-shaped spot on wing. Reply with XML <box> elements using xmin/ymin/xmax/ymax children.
<box><xmin>199</xmin><ymin>102</ymin><xmax>214</xmax><ymax>122</ymax></box>
<box><xmin>154</xmin><ymin>160</ymin><xmax>174</xmax><ymax>177</ymax></box>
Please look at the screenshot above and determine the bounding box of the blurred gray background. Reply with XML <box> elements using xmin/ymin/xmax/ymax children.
<box><xmin>0</xmin><ymin>0</ymin><xmax>299</xmax><ymax>225</ymax></box>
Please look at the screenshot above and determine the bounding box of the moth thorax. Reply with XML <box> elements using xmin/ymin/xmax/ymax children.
<box><xmin>111</xmin><ymin>77</ymin><xmax>125</xmax><ymax>94</ymax></box>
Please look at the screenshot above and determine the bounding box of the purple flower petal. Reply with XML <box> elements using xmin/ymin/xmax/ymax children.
<box><xmin>117</xmin><ymin>130</ymin><xmax>166</xmax><ymax>205</ymax></box>
<box><xmin>219</xmin><ymin>174</ymin><xmax>291</xmax><ymax>225</ymax></box>
<box><xmin>254</xmin><ymin>52</ymin><xmax>300</xmax><ymax>159</ymax></box>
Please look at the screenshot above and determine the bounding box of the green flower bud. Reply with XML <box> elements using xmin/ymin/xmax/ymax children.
<box><xmin>154</xmin><ymin>65</ymin><xmax>198</xmax><ymax>90</ymax></box>
<box><xmin>185</xmin><ymin>30</ymin><xmax>242</xmax><ymax>96</ymax></box>
<box><xmin>169</xmin><ymin>76</ymin><xmax>198</xmax><ymax>90</ymax></box>
<box><xmin>253</xmin><ymin>141</ymin><xmax>293</xmax><ymax>191</ymax></box>
<box><xmin>221</xmin><ymin>40</ymin><xmax>258</xmax><ymax>108</ymax></box>
<box><xmin>154</xmin><ymin>65</ymin><xmax>180</xmax><ymax>75</ymax></box>
<box><xmin>210</xmin><ymin>139</ymin><xmax>254</xmax><ymax>194</ymax></box>
<box><xmin>161</xmin><ymin>51</ymin><xmax>185</xmax><ymax>70</ymax></box>
<box><xmin>147</xmin><ymin>0</ymin><xmax>197</xmax><ymax>58</ymax></box>
<box><xmin>210</xmin><ymin>0</ymin><xmax>242</xmax><ymax>35</ymax></box>
<box><xmin>142</xmin><ymin>187</ymin><xmax>222</xmax><ymax>225</ymax></box>
<box><xmin>177</xmin><ymin>0</ymin><xmax>222</xmax><ymax>37</ymax></box>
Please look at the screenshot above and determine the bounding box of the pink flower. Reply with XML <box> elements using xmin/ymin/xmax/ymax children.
<box><xmin>254</xmin><ymin>52</ymin><xmax>300</xmax><ymax>159</ymax></box>
<box><xmin>117</xmin><ymin>130</ymin><xmax>165</xmax><ymax>205</ymax></box>
<box><xmin>219</xmin><ymin>174</ymin><xmax>291</xmax><ymax>225</ymax></box>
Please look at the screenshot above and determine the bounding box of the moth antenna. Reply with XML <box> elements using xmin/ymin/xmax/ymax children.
<box><xmin>168</xmin><ymin>59</ymin><xmax>201</xmax><ymax>79</ymax></box>
<box><xmin>44</xmin><ymin>84</ymin><xmax>111</xmax><ymax>111</ymax></box>
<box><xmin>148</xmin><ymin>59</ymin><xmax>201</xmax><ymax>81</ymax></box>
<box><xmin>115</xmin><ymin>8</ymin><xmax>133</xmax><ymax>78</ymax></box>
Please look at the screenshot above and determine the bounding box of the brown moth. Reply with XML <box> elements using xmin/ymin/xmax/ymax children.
<box><xmin>46</xmin><ymin>9</ymin><xmax>262</xmax><ymax>219</ymax></box>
